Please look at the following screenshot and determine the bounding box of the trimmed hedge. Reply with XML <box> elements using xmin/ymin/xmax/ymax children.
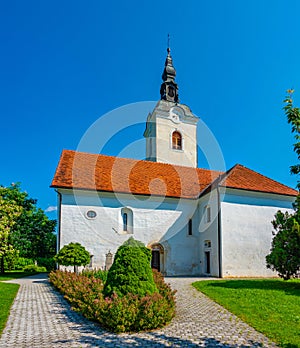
<box><xmin>23</xmin><ymin>264</ymin><xmax>47</xmax><ymax>273</ymax></box>
<box><xmin>49</xmin><ymin>269</ymin><xmax>176</xmax><ymax>333</ymax></box>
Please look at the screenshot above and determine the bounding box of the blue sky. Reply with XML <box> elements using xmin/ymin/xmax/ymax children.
<box><xmin>1</xmin><ymin>0</ymin><xmax>300</xmax><ymax>217</ymax></box>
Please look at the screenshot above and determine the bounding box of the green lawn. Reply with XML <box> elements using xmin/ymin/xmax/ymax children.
<box><xmin>193</xmin><ymin>279</ymin><xmax>300</xmax><ymax>348</ymax></box>
<box><xmin>0</xmin><ymin>271</ymin><xmax>37</xmax><ymax>281</ymax></box>
<box><xmin>0</xmin><ymin>282</ymin><xmax>20</xmax><ymax>335</ymax></box>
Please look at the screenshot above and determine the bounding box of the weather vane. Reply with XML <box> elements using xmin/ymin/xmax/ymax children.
<box><xmin>167</xmin><ymin>33</ymin><xmax>170</xmax><ymax>53</ymax></box>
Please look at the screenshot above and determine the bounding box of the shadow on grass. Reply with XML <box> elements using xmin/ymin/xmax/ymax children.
<box><xmin>195</xmin><ymin>279</ymin><xmax>300</xmax><ymax>297</ymax></box>
<box><xmin>0</xmin><ymin>271</ymin><xmax>48</xmax><ymax>280</ymax></box>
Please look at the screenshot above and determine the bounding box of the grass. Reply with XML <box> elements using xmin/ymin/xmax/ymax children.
<box><xmin>193</xmin><ymin>278</ymin><xmax>300</xmax><ymax>348</ymax></box>
<box><xmin>0</xmin><ymin>271</ymin><xmax>44</xmax><ymax>281</ymax></box>
<box><xmin>0</xmin><ymin>282</ymin><xmax>20</xmax><ymax>335</ymax></box>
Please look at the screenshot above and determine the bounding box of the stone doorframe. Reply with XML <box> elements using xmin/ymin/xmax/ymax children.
<box><xmin>148</xmin><ymin>242</ymin><xmax>165</xmax><ymax>275</ymax></box>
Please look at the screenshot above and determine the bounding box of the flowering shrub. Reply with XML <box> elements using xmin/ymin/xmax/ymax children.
<box><xmin>49</xmin><ymin>269</ymin><xmax>176</xmax><ymax>333</ymax></box>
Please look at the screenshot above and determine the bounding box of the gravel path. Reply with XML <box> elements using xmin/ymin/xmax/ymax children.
<box><xmin>0</xmin><ymin>274</ymin><xmax>277</xmax><ymax>347</ymax></box>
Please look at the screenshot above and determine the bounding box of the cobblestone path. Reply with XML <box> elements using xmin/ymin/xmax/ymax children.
<box><xmin>0</xmin><ymin>274</ymin><xmax>277</xmax><ymax>347</ymax></box>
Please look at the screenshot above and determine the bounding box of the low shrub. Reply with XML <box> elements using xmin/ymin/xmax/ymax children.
<box><xmin>81</xmin><ymin>269</ymin><xmax>108</xmax><ymax>283</ymax></box>
<box><xmin>4</xmin><ymin>257</ymin><xmax>34</xmax><ymax>271</ymax></box>
<box><xmin>23</xmin><ymin>264</ymin><xmax>47</xmax><ymax>273</ymax></box>
<box><xmin>36</xmin><ymin>257</ymin><xmax>56</xmax><ymax>271</ymax></box>
<box><xmin>49</xmin><ymin>269</ymin><xmax>176</xmax><ymax>333</ymax></box>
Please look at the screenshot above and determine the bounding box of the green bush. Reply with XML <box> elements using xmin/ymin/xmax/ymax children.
<box><xmin>4</xmin><ymin>257</ymin><xmax>55</xmax><ymax>271</ymax></box>
<box><xmin>15</xmin><ymin>257</ymin><xmax>35</xmax><ymax>270</ymax></box>
<box><xmin>3</xmin><ymin>250</ymin><xmax>20</xmax><ymax>270</ymax></box>
<box><xmin>81</xmin><ymin>269</ymin><xmax>108</xmax><ymax>283</ymax></box>
<box><xmin>103</xmin><ymin>237</ymin><xmax>157</xmax><ymax>297</ymax></box>
<box><xmin>4</xmin><ymin>256</ymin><xmax>34</xmax><ymax>271</ymax></box>
<box><xmin>54</xmin><ymin>242</ymin><xmax>90</xmax><ymax>273</ymax></box>
<box><xmin>49</xmin><ymin>269</ymin><xmax>176</xmax><ymax>333</ymax></box>
<box><xmin>36</xmin><ymin>257</ymin><xmax>56</xmax><ymax>271</ymax></box>
<box><xmin>23</xmin><ymin>264</ymin><xmax>47</xmax><ymax>273</ymax></box>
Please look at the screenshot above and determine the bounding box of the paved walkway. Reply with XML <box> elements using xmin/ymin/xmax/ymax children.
<box><xmin>0</xmin><ymin>274</ymin><xmax>277</xmax><ymax>347</ymax></box>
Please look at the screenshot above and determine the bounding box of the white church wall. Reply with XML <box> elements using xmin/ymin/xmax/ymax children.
<box><xmin>58</xmin><ymin>189</ymin><xmax>199</xmax><ymax>275</ymax></box>
<box><xmin>162</xmin><ymin>215</ymin><xmax>199</xmax><ymax>276</ymax></box>
<box><xmin>220</xmin><ymin>189</ymin><xmax>295</xmax><ymax>277</ymax></box>
<box><xmin>198</xmin><ymin>191</ymin><xmax>220</xmax><ymax>277</ymax></box>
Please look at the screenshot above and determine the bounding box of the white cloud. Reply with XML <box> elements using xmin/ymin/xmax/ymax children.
<box><xmin>45</xmin><ymin>205</ymin><xmax>57</xmax><ymax>213</ymax></box>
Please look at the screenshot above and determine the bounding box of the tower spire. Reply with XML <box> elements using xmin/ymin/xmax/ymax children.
<box><xmin>160</xmin><ymin>35</ymin><xmax>179</xmax><ymax>103</ymax></box>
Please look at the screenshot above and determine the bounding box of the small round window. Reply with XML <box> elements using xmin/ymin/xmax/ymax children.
<box><xmin>86</xmin><ymin>210</ymin><xmax>97</xmax><ymax>219</ymax></box>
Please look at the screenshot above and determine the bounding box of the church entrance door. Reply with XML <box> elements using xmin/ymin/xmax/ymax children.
<box><xmin>151</xmin><ymin>250</ymin><xmax>160</xmax><ymax>271</ymax></box>
<box><xmin>205</xmin><ymin>251</ymin><xmax>211</xmax><ymax>274</ymax></box>
<box><xmin>149</xmin><ymin>243</ymin><xmax>164</xmax><ymax>273</ymax></box>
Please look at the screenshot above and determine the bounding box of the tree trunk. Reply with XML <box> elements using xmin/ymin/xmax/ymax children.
<box><xmin>0</xmin><ymin>256</ymin><xmax>5</xmax><ymax>274</ymax></box>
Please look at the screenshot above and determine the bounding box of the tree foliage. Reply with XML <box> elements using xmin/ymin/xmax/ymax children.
<box><xmin>0</xmin><ymin>183</ymin><xmax>56</xmax><ymax>273</ymax></box>
<box><xmin>0</xmin><ymin>193</ymin><xmax>22</xmax><ymax>273</ymax></box>
<box><xmin>103</xmin><ymin>237</ymin><xmax>158</xmax><ymax>297</ymax></box>
<box><xmin>266</xmin><ymin>90</ymin><xmax>300</xmax><ymax>279</ymax></box>
<box><xmin>54</xmin><ymin>242</ymin><xmax>90</xmax><ymax>273</ymax></box>
<box><xmin>13</xmin><ymin>207</ymin><xmax>56</xmax><ymax>259</ymax></box>
<box><xmin>284</xmin><ymin>90</ymin><xmax>300</xmax><ymax>182</ymax></box>
<box><xmin>266</xmin><ymin>211</ymin><xmax>300</xmax><ymax>280</ymax></box>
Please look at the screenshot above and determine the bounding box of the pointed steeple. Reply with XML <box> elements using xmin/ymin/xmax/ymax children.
<box><xmin>160</xmin><ymin>40</ymin><xmax>179</xmax><ymax>103</ymax></box>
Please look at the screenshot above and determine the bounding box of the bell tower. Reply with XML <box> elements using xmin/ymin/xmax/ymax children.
<box><xmin>144</xmin><ymin>46</ymin><xmax>199</xmax><ymax>168</ymax></box>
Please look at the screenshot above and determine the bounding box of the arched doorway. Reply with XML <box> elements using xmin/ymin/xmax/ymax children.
<box><xmin>149</xmin><ymin>243</ymin><xmax>164</xmax><ymax>273</ymax></box>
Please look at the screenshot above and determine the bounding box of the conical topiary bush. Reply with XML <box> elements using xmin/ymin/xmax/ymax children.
<box><xmin>103</xmin><ymin>237</ymin><xmax>158</xmax><ymax>297</ymax></box>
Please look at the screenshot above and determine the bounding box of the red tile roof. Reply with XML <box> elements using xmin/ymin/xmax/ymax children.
<box><xmin>51</xmin><ymin>150</ymin><xmax>298</xmax><ymax>198</ymax></box>
<box><xmin>51</xmin><ymin>150</ymin><xmax>221</xmax><ymax>199</ymax></box>
<box><xmin>219</xmin><ymin>164</ymin><xmax>298</xmax><ymax>197</ymax></box>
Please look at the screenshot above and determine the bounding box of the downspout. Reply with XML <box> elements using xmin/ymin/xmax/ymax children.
<box><xmin>54</xmin><ymin>190</ymin><xmax>62</xmax><ymax>254</ymax></box>
<box><xmin>217</xmin><ymin>184</ymin><xmax>223</xmax><ymax>278</ymax></box>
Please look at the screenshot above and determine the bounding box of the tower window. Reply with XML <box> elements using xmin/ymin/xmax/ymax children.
<box><xmin>172</xmin><ymin>131</ymin><xmax>182</xmax><ymax>150</ymax></box>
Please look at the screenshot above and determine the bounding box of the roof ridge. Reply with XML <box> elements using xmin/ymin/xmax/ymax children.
<box><xmin>217</xmin><ymin>163</ymin><xmax>239</xmax><ymax>186</ymax></box>
<box><xmin>53</xmin><ymin>151</ymin><xmax>297</xmax><ymax>197</ymax></box>
<box><xmin>233</xmin><ymin>163</ymin><xmax>298</xmax><ymax>192</ymax></box>
<box><xmin>62</xmin><ymin>149</ymin><xmax>222</xmax><ymax>174</ymax></box>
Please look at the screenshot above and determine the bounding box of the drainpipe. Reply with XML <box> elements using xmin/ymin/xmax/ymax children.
<box><xmin>54</xmin><ymin>190</ymin><xmax>62</xmax><ymax>254</ymax></box>
<box><xmin>217</xmin><ymin>184</ymin><xmax>223</xmax><ymax>278</ymax></box>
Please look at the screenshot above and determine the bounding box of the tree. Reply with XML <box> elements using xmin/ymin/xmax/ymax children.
<box><xmin>266</xmin><ymin>211</ymin><xmax>300</xmax><ymax>280</ymax></box>
<box><xmin>0</xmin><ymin>193</ymin><xmax>22</xmax><ymax>273</ymax></box>
<box><xmin>54</xmin><ymin>242</ymin><xmax>90</xmax><ymax>273</ymax></box>
<box><xmin>13</xmin><ymin>207</ymin><xmax>56</xmax><ymax>259</ymax></box>
<box><xmin>266</xmin><ymin>90</ymin><xmax>300</xmax><ymax>279</ymax></box>
<box><xmin>103</xmin><ymin>237</ymin><xmax>158</xmax><ymax>297</ymax></box>
<box><xmin>0</xmin><ymin>183</ymin><xmax>56</xmax><ymax>260</ymax></box>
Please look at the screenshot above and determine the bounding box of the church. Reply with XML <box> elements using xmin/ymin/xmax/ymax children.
<box><xmin>51</xmin><ymin>48</ymin><xmax>297</xmax><ymax>277</ymax></box>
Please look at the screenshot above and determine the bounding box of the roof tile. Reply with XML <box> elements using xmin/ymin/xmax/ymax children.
<box><xmin>51</xmin><ymin>150</ymin><xmax>298</xmax><ymax>198</ymax></box>
<box><xmin>51</xmin><ymin>150</ymin><xmax>221</xmax><ymax>199</ymax></box>
<box><xmin>220</xmin><ymin>164</ymin><xmax>298</xmax><ymax>196</ymax></box>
